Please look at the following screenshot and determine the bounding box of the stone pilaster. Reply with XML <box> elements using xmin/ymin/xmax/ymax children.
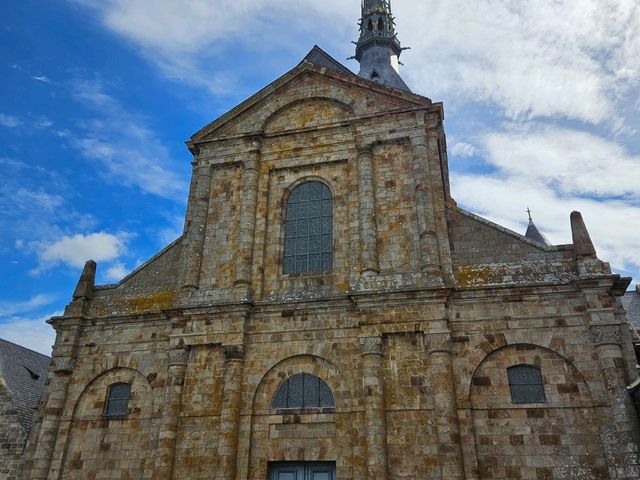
<box><xmin>590</xmin><ymin>324</ymin><xmax>640</xmax><ymax>479</ymax></box>
<box><xmin>181</xmin><ymin>164</ymin><xmax>213</xmax><ymax>291</ymax></box>
<box><xmin>235</xmin><ymin>140</ymin><xmax>261</xmax><ymax>287</ymax></box>
<box><xmin>155</xmin><ymin>343</ymin><xmax>190</xmax><ymax>479</ymax></box>
<box><xmin>410</xmin><ymin>135</ymin><xmax>440</xmax><ymax>276</ymax></box>
<box><xmin>356</xmin><ymin>145</ymin><xmax>380</xmax><ymax>276</ymax></box>
<box><xmin>215</xmin><ymin>346</ymin><xmax>245</xmax><ymax>480</ymax></box>
<box><xmin>426</xmin><ymin>131</ymin><xmax>454</xmax><ymax>283</ymax></box>
<box><xmin>426</xmin><ymin>333</ymin><xmax>465</xmax><ymax>479</ymax></box>
<box><xmin>28</xmin><ymin>323</ymin><xmax>80</xmax><ymax>480</ymax></box>
<box><xmin>360</xmin><ymin>337</ymin><xmax>388</xmax><ymax>480</ymax></box>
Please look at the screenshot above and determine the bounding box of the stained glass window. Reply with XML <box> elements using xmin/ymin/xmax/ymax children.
<box><xmin>272</xmin><ymin>373</ymin><xmax>335</xmax><ymax>410</ymax></box>
<box><xmin>508</xmin><ymin>365</ymin><xmax>546</xmax><ymax>404</ymax></box>
<box><xmin>104</xmin><ymin>383</ymin><xmax>131</xmax><ymax>417</ymax></box>
<box><xmin>283</xmin><ymin>182</ymin><xmax>333</xmax><ymax>274</ymax></box>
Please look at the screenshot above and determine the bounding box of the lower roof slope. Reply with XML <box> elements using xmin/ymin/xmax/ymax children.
<box><xmin>0</xmin><ymin>338</ymin><xmax>50</xmax><ymax>432</ymax></box>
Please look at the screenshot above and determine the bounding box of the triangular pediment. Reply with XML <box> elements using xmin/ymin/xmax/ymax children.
<box><xmin>190</xmin><ymin>46</ymin><xmax>432</xmax><ymax>144</ymax></box>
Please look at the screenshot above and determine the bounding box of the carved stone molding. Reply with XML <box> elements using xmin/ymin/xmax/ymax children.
<box><xmin>426</xmin><ymin>333</ymin><xmax>452</xmax><ymax>354</ymax></box>
<box><xmin>169</xmin><ymin>342</ymin><xmax>191</xmax><ymax>367</ymax></box>
<box><xmin>360</xmin><ymin>336</ymin><xmax>384</xmax><ymax>356</ymax></box>
<box><xmin>223</xmin><ymin>345</ymin><xmax>246</xmax><ymax>361</ymax></box>
<box><xmin>589</xmin><ymin>325</ymin><xmax>621</xmax><ymax>346</ymax></box>
<box><xmin>52</xmin><ymin>356</ymin><xmax>75</xmax><ymax>374</ymax></box>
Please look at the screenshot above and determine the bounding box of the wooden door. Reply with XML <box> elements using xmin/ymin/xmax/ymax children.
<box><xmin>269</xmin><ymin>462</ymin><xmax>335</xmax><ymax>480</ymax></box>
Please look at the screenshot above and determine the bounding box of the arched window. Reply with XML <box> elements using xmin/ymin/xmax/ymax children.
<box><xmin>272</xmin><ymin>373</ymin><xmax>336</xmax><ymax>410</ymax></box>
<box><xmin>367</xmin><ymin>19</ymin><xmax>373</xmax><ymax>31</ymax></box>
<box><xmin>283</xmin><ymin>181</ymin><xmax>333</xmax><ymax>274</ymax></box>
<box><xmin>507</xmin><ymin>365</ymin><xmax>546</xmax><ymax>404</ymax></box>
<box><xmin>104</xmin><ymin>383</ymin><xmax>131</xmax><ymax>417</ymax></box>
<box><xmin>378</xmin><ymin>17</ymin><xmax>384</xmax><ymax>31</ymax></box>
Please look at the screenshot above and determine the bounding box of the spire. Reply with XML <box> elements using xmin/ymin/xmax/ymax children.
<box><xmin>524</xmin><ymin>208</ymin><xmax>551</xmax><ymax>246</ymax></box>
<box><xmin>354</xmin><ymin>0</ymin><xmax>410</xmax><ymax>91</ymax></box>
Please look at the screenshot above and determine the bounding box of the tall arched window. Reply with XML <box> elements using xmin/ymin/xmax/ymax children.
<box><xmin>508</xmin><ymin>365</ymin><xmax>546</xmax><ymax>404</ymax></box>
<box><xmin>283</xmin><ymin>181</ymin><xmax>333</xmax><ymax>274</ymax></box>
<box><xmin>272</xmin><ymin>373</ymin><xmax>336</xmax><ymax>410</ymax></box>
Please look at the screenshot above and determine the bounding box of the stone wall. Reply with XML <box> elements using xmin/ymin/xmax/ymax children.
<box><xmin>0</xmin><ymin>378</ymin><xmax>26</xmax><ymax>480</ymax></box>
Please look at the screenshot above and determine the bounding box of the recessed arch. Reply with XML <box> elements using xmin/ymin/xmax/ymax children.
<box><xmin>262</xmin><ymin>97</ymin><xmax>354</xmax><ymax>134</ymax></box>
<box><xmin>468</xmin><ymin>343</ymin><xmax>591</xmax><ymax>403</ymax></box>
<box><xmin>70</xmin><ymin>366</ymin><xmax>152</xmax><ymax>420</ymax></box>
<box><xmin>251</xmin><ymin>354</ymin><xmax>345</xmax><ymax>414</ymax></box>
<box><xmin>469</xmin><ymin>343</ymin><xmax>605</xmax><ymax>479</ymax></box>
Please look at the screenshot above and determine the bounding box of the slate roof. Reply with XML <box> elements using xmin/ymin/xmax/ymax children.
<box><xmin>525</xmin><ymin>219</ymin><xmax>551</xmax><ymax>246</ymax></box>
<box><xmin>301</xmin><ymin>45</ymin><xmax>354</xmax><ymax>76</ymax></box>
<box><xmin>0</xmin><ymin>338</ymin><xmax>50</xmax><ymax>432</ymax></box>
<box><xmin>623</xmin><ymin>288</ymin><xmax>640</xmax><ymax>330</ymax></box>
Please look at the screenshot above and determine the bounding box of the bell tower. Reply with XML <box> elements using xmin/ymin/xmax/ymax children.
<box><xmin>354</xmin><ymin>0</ymin><xmax>410</xmax><ymax>91</ymax></box>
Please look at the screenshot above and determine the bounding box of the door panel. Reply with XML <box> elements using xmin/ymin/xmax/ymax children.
<box><xmin>269</xmin><ymin>462</ymin><xmax>335</xmax><ymax>480</ymax></box>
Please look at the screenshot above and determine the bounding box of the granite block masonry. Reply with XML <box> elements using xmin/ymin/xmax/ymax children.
<box><xmin>21</xmin><ymin>2</ymin><xmax>640</xmax><ymax>479</ymax></box>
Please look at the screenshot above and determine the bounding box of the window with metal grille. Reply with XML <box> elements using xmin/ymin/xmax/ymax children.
<box><xmin>104</xmin><ymin>383</ymin><xmax>131</xmax><ymax>417</ymax></box>
<box><xmin>508</xmin><ymin>365</ymin><xmax>546</xmax><ymax>404</ymax></box>
<box><xmin>272</xmin><ymin>373</ymin><xmax>335</xmax><ymax>410</ymax></box>
<box><xmin>283</xmin><ymin>181</ymin><xmax>333</xmax><ymax>275</ymax></box>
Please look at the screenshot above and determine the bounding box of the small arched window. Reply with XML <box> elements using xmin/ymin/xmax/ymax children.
<box><xmin>378</xmin><ymin>18</ymin><xmax>384</xmax><ymax>31</ymax></box>
<box><xmin>508</xmin><ymin>365</ymin><xmax>546</xmax><ymax>404</ymax></box>
<box><xmin>367</xmin><ymin>19</ymin><xmax>373</xmax><ymax>31</ymax></box>
<box><xmin>272</xmin><ymin>373</ymin><xmax>336</xmax><ymax>410</ymax></box>
<box><xmin>104</xmin><ymin>383</ymin><xmax>131</xmax><ymax>417</ymax></box>
<box><xmin>283</xmin><ymin>181</ymin><xmax>333</xmax><ymax>274</ymax></box>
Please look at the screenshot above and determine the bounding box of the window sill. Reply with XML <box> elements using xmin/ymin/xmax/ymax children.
<box><xmin>102</xmin><ymin>414</ymin><xmax>129</xmax><ymax>420</ymax></box>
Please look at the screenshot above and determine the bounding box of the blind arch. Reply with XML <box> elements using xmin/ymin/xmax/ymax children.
<box><xmin>283</xmin><ymin>181</ymin><xmax>333</xmax><ymax>274</ymax></box>
<box><xmin>104</xmin><ymin>382</ymin><xmax>131</xmax><ymax>417</ymax></box>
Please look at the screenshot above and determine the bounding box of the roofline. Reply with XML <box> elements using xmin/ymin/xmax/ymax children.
<box><xmin>189</xmin><ymin>49</ymin><xmax>432</xmax><ymax>146</ymax></box>
<box><xmin>453</xmin><ymin>206</ymin><xmax>564</xmax><ymax>252</ymax></box>
<box><xmin>94</xmin><ymin>235</ymin><xmax>184</xmax><ymax>291</ymax></box>
<box><xmin>0</xmin><ymin>337</ymin><xmax>51</xmax><ymax>360</ymax></box>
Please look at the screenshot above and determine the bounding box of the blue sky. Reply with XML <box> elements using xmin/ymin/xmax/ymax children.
<box><xmin>1</xmin><ymin>0</ymin><xmax>639</xmax><ymax>354</ymax></box>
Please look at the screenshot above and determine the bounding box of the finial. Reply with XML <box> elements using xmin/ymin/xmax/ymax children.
<box><xmin>526</xmin><ymin>207</ymin><xmax>533</xmax><ymax>223</ymax></box>
<box><xmin>570</xmin><ymin>211</ymin><xmax>597</xmax><ymax>257</ymax></box>
<box><xmin>72</xmin><ymin>260</ymin><xmax>97</xmax><ymax>301</ymax></box>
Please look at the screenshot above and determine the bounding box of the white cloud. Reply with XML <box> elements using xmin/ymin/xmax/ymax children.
<box><xmin>0</xmin><ymin>294</ymin><xmax>55</xmax><ymax>317</ymax></box>
<box><xmin>0</xmin><ymin>312</ymin><xmax>60</xmax><ymax>356</ymax></box>
<box><xmin>105</xmin><ymin>261</ymin><xmax>128</xmax><ymax>282</ymax></box>
<box><xmin>0</xmin><ymin>113</ymin><xmax>23</xmax><ymax>128</ymax></box>
<box><xmin>34</xmin><ymin>232</ymin><xmax>127</xmax><ymax>272</ymax></box>
<box><xmin>69</xmin><ymin>0</ymin><xmax>357</xmax><ymax>95</ymax></box>
<box><xmin>450</xmin><ymin>142</ymin><xmax>477</xmax><ymax>158</ymax></box>
<box><xmin>482</xmin><ymin>125</ymin><xmax>640</xmax><ymax>200</ymax></box>
<box><xmin>68</xmin><ymin>79</ymin><xmax>189</xmax><ymax>200</ymax></box>
<box><xmin>399</xmin><ymin>0</ymin><xmax>640</xmax><ymax>124</ymax></box>
<box><xmin>70</xmin><ymin>0</ymin><xmax>640</xmax><ymax>126</ymax></box>
<box><xmin>32</xmin><ymin>75</ymin><xmax>52</xmax><ymax>84</ymax></box>
<box><xmin>33</xmin><ymin>116</ymin><xmax>54</xmax><ymax>129</ymax></box>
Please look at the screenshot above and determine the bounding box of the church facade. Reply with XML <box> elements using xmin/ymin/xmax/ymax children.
<box><xmin>24</xmin><ymin>2</ymin><xmax>640</xmax><ymax>479</ymax></box>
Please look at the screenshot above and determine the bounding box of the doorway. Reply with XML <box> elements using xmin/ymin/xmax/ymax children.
<box><xmin>268</xmin><ymin>462</ymin><xmax>336</xmax><ymax>480</ymax></box>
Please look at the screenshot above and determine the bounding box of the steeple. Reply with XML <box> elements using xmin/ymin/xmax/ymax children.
<box><xmin>524</xmin><ymin>208</ymin><xmax>551</xmax><ymax>246</ymax></box>
<box><xmin>354</xmin><ymin>0</ymin><xmax>410</xmax><ymax>91</ymax></box>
